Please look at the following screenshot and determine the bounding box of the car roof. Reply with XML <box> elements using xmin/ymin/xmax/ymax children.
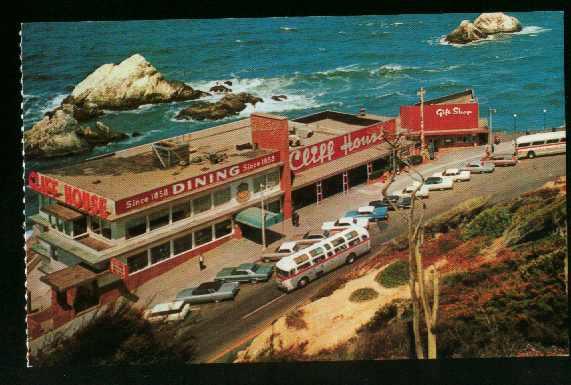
<box><xmin>446</xmin><ymin>168</ymin><xmax>459</xmax><ymax>173</ymax></box>
<box><xmin>196</xmin><ymin>281</ymin><xmax>222</xmax><ymax>291</ymax></box>
<box><xmin>151</xmin><ymin>301</ymin><xmax>184</xmax><ymax>313</ymax></box>
<box><xmin>358</xmin><ymin>206</ymin><xmax>374</xmax><ymax>212</ymax></box>
<box><xmin>238</xmin><ymin>263</ymin><xmax>255</xmax><ymax>270</ymax></box>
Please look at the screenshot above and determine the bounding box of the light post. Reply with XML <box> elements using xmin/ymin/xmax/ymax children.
<box><xmin>417</xmin><ymin>87</ymin><xmax>426</xmax><ymax>158</ymax></box>
<box><xmin>512</xmin><ymin>114</ymin><xmax>518</xmax><ymax>140</ymax></box>
<box><xmin>543</xmin><ymin>108</ymin><xmax>547</xmax><ymax>131</ymax></box>
<box><xmin>260</xmin><ymin>184</ymin><xmax>266</xmax><ymax>250</ymax></box>
<box><xmin>488</xmin><ymin>107</ymin><xmax>496</xmax><ymax>151</ymax></box>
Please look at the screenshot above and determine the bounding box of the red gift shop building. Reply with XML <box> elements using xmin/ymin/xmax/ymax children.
<box><xmin>399</xmin><ymin>89</ymin><xmax>490</xmax><ymax>149</ymax></box>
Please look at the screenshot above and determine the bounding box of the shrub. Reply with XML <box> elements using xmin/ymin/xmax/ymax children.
<box><xmin>426</xmin><ymin>196</ymin><xmax>491</xmax><ymax>234</ymax></box>
<box><xmin>29</xmin><ymin>301</ymin><xmax>196</xmax><ymax>366</ymax></box>
<box><xmin>376</xmin><ymin>260</ymin><xmax>409</xmax><ymax>288</ymax></box>
<box><xmin>462</xmin><ymin>206</ymin><xmax>512</xmax><ymax>240</ymax></box>
<box><xmin>505</xmin><ymin>197</ymin><xmax>566</xmax><ymax>246</ymax></box>
<box><xmin>349</xmin><ymin>288</ymin><xmax>379</xmax><ymax>302</ymax></box>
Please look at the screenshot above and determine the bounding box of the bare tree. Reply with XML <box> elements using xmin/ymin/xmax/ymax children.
<box><xmin>381</xmin><ymin>134</ymin><xmax>440</xmax><ymax>359</ymax></box>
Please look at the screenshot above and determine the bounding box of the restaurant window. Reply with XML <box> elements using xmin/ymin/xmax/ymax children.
<box><xmin>63</xmin><ymin>220</ymin><xmax>73</xmax><ymax>236</ymax></box>
<box><xmin>173</xmin><ymin>233</ymin><xmax>193</xmax><ymax>255</ymax></box>
<box><xmin>266</xmin><ymin>170</ymin><xmax>280</xmax><ymax>189</ymax></box>
<box><xmin>150</xmin><ymin>242</ymin><xmax>171</xmax><ymax>264</ymax></box>
<box><xmin>101</xmin><ymin>220</ymin><xmax>112</xmax><ymax>239</ymax></box>
<box><xmin>213</xmin><ymin>187</ymin><xmax>231</xmax><ymax>206</ymax></box>
<box><xmin>194</xmin><ymin>226</ymin><xmax>213</xmax><ymax>247</ymax></box>
<box><xmin>149</xmin><ymin>210</ymin><xmax>170</xmax><ymax>231</ymax></box>
<box><xmin>73</xmin><ymin>216</ymin><xmax>87</xmax><ymax>237</ymax></box>
<box><xmin>126</xmin><ymin>216</ymin><xmax>147</xmax><ymax>239</ymax></box>
<box><xmin>214</xmin><ymin>219</ymin><xmax>232</xmax><ymax>239</ymax></box>
<box><xmin>253</xmin><ymin>175</ymin><xmax>266</xmax><ymax>193</ymax></box>
<box><xmin>128</xmin><ymin>251</ymin><xmax>149</xmax><ymax>273</ymax></box>
<box><xmin>171</xmin><ymin>202</ymin><xmax>191</xmax><ymax>222</ymax></box>
<box><xmin>265</xmin><ymin>199</ymin><xmax>281</xmax><ymax>213</ymax></box>
<box><xmin>193</xmin><ymin>194</ymin><xmax>212</xmax><ymax>215</ymax></box>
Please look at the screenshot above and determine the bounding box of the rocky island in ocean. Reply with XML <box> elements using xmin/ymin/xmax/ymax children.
<box><xmin>445</xmin><ymin>12</ymin><xmax>522</xmax><ymax>44</ymax></box>
<box><xmin>176</xmin><ymin>92</ymin><xmax>264</xmax><ymax>121</ymax></box>
<box><xmin>24</xmin><ymin>54</ymin><xmax>211</xmax><ymax>159</ymax></box>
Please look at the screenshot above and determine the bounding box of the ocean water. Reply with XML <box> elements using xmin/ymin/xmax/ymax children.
<box><xmin>22</xmin><ymin>13</ymin><xmax>564</xmax><ymax>172</ymax></box>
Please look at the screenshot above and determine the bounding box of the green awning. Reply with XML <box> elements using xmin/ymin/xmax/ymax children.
<box><xmin>235</xmin><ymin>207</ymin><xmax>283</xmax><ymax>229</ymax></box>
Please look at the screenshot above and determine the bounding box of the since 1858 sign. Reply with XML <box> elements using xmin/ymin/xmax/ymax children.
<box><xmin>115</xmin><ymin>152</ymin><xmax>280</xmax><ymax>214</ymax></box>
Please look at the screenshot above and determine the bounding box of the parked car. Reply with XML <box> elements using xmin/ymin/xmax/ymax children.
<box><xmin>381</xmin><ymin>195</ymin><xmax>401</xmax><ymax>210</ymax></box>
<box><xmin>422</xmin><ymin>176</ymin><xmax>454</xmax><ymax>191</ymax></box>
<box><xmin>215</xmin><ymin>263</ymin><xmax>273</xmax><ymax>283</ymax></box>
<box><xmin>368</xmin><ymin>200</ymin><xmax>389</xmax><ymax>209</ymax></box>
<box><xmin>433</xmin><ymin>168</ymin><xmax>471</xmax><ymax>182</ymax></box>
<box><xmin>261</xmin><ymin>241</ymin><xmax>304</xmax><ymax>262</ymax></box>
<box><xmin>143</xmin><ymin>301</ymin><xmax>192</xmax><ymax>323</ymax></box>
<box><xmin>322</xmin><ymin>217</ymin><xmax>370</xmax><ymax>232</ymax></box>
<box><xmin>345</xmin><ymin>205</ymin><xmax>389</xmax><ymax>222</ymax></box>
<box><xmin>461</xmin><ymin>161</ymin><xmax>495</xmax><ymax>174</ymax></box>
<box><xmin>396</xmin><ymin>196</ymin><xmax>412</xmax><ymax>209</ymax></box>
<box><xmin>487</xmin><ymin>155</ymin><xmax>517</xmax><ymax>167</ymax></box>
<box><xmin>175</xmin><ymin>281</ymin><xmax>240</xmax><ymax>304</ymax></box>
<box><xmin>394</xmin><ymin>181</ymin><xmax>430</xmax><ymax>198</ymax></box>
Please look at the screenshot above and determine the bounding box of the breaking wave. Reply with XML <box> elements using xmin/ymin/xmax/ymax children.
<box><xmin>513</xmin><ymin>26</ymin><xmax>551</xmax><ymax>35</ymax></box>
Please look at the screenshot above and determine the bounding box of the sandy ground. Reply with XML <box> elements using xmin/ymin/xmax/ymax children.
<box><xmin>235</xmin><ymin>265</ymin><xmax>410</xmax><ymax>361</ymax></box>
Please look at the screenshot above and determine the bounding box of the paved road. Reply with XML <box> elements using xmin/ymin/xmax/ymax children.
<box><xmin>183</xmin><ymin>154</ymin><xmax>565</xmax><ymax>363</ymax></box>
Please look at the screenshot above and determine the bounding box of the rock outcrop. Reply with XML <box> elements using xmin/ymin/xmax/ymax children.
<box><xmin>24</xmin><ymin>106</ymin><xmax>128</xmax><ymax>160</ymax></box>
<box><xmin>271</xmin><ymin>95</ymin><xmax>288</xmax><ymax>101</ymax></box>
<box><xmin>65</xmin><ymin>54</ymin><xmax>210</xmax><ymax>110</ymax></box>
<box><xmin>209</xmin><ymin>84</ymin><xmax>232</xmax><ymax>93</ymax></box>
<box><xmin>24</xmin><ymin>110</ymin><xmax>90</xmax><ymax>159</ymax></box>
<box><xmin>474</xmin><ymin>12</ymin><xmax>522</xmax><ymax>34</ymax></box>
<box><xmin>176</xmin><ymin>92</ymin><xmax>263</xmax><ymax>121</ymax></box>
<box><xmin>445</xmin><ymin>20</ymin><xmax>488</xmax><ymax>44</ymax></box>
<box><xmin>445</xmin><ymin>12</ymin><xmax>522</xmax><ymax>44</ymax></box>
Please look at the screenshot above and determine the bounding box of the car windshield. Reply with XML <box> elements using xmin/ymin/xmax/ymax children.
<box><xmin>250</xmin><ymin>265</ymin><xmax>259</xmax><ymax>272</ymax></box>
<box><xmin>425</xmin><ymin>177</ymin><xmax>440</xmax><ymax>184</ymax></box>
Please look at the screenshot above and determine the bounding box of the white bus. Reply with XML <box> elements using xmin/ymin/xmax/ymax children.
<box><xmin>515</xmin><ymin>131</ymin><xmax>566</xmax><ymax>159</ymax></box>
<box><xmin>275</xmin><ymin>226</ymin><xmax>371</xmax><ymax>292</ymax></box>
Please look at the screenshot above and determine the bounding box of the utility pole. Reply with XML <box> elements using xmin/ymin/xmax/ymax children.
<box><xmin>488</xmin><ymin>107</ymin><xmax>496</xmax><ymax>151</ymax></box>
<box><xmin>417</xmin><ymin>87</ymin><xmax>426</xmax><ymax>158</ymax></box>
<box><xmin>260</xmin><ymin>184</ymin><xmax>266</xmax><ymax>250</ymax></box>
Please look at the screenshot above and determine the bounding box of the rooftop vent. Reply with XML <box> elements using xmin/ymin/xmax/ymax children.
<box><xmin>236</xmin><ymin>142</ymin><xmax>254</xmax><ymax>151</ymax></box>
<box><xmin>358</xmin><ymin>107</ymin><xmax>366</xmax><ymax>116</ymax></box>
<box><xmin>152</xmin><ymin>140</ymin><xmax>190</xmax><ymax>169</ymax></box>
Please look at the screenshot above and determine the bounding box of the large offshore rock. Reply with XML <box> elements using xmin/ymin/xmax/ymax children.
<box><xmin>66</xmin><ymin>53</ymin><xmax>209</xmax><ymax>110</ymax></box>
<box><xmin>24</xmin><ymin>110</ymin><xmax>128</xmax><ymax>160</ymax></box>
<box><xmin>176</xmin><ymin>92</ymin><xmax>263</xmax><ymax>121</ymax></box>
<box><xmin>473</xmin><ymin>12</ymin><xmax>523</xmax><ymax>34</ymax></box>
<box><xmin>24</xmin><ymin>110</ymin><xmax>90</xmax><ymax>159</ymax></box>
<box><xmin>445</xmin><ymin>20</ymin><xmax>488</xmax><ymax>44</ymax></box>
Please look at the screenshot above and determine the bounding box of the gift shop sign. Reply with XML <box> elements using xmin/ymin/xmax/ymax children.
<box><xmin>115</xmin><ymin>152</ymin><xmax>280</xmax><ymax>214</ymax></box>
<box><xmin>28</xmin><ymin>171</ymin><xmax>109</xmax><ymax>219</ymax></box>
<box><xmin>400</xmin><ymin>103</ymin><xmax>479</xmax><ymax>131</ymax></box>
<box><xmin>289</xmin><ymin>122</ymin><xmax>389</xmax><ymax>173</ymax></box>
